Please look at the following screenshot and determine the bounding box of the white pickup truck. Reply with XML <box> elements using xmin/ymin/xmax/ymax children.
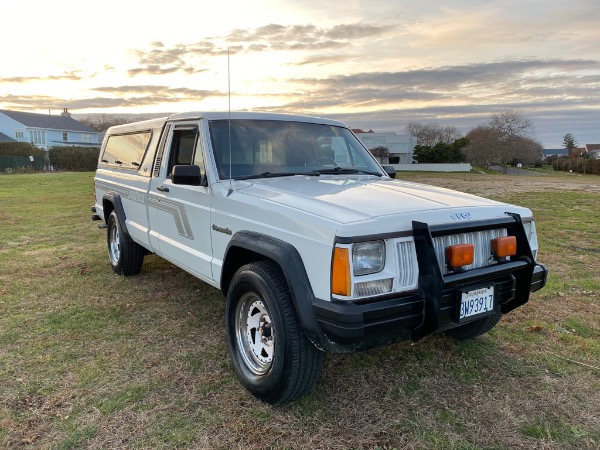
<box><xmin>92</xmin><ymin>112</ymin><xmax>547</xmax><ymax>403</ymax></box>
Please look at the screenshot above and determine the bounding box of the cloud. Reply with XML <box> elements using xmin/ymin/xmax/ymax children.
<box><xmin>1</xmin><ymin>71</ymin><xmax>83</xmax><ymax>83</ymax></box>
<box><xmin>0</xmin><ymin>84</ymin><xmax>224</xmax><ymax>111</ymax></box>
<box><xmin>272</xmin><ymin>59</ymin><xmax>600</xmax><ymax>110</ymax></box>
<box><xmin>128</xmin><ymin>22</ymin><xmax>393</xmax><ymax>76</ymax></box>
<box><xmin>93</xmin><ymin>85</ymin><xmax>221</xmax><ymax>99</ymax></box>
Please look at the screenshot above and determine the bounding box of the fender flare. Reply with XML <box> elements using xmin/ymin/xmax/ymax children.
<box><xmin>102</xmin><ymin>192</ymin><xmax>132</xmax><ymax>241</ymax></box>
<box><xmin>222</xmin><ymin>231</ymin><xmax>327</xmax><ymax>350</ymax></box>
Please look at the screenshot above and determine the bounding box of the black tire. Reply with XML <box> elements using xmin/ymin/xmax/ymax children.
<box><xmin>225</xmin><ymin>260</ymin><xmax>324</xmax><ymax>404</ymax></box>
<box><xmin>106</xmin><ymin>210</ymin><xmax>144</xmax><ymax>276</ymax></box>
<box><xmin>445</xmin><ymin>311</ymin><xmax>502</xmax><ymax>340</ymax></box>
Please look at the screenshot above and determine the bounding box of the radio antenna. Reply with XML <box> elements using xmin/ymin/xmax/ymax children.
<box><xmin>227</xmin><ymin>49</ymin><xmax>233</xmax><ymax>196</ymax></box>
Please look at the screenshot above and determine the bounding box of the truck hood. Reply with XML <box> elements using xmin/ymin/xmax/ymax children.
<box><xmin>236</xmin><ymin>176</ymin><xmax>504</xmax><ymax>224</ymax></box>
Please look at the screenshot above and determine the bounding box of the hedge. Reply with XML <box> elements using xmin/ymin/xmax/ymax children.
<box><xmin>0</xmin><ymin>142</ymin><xmax>46</xmax><ymax>158</ymax></box>
<box><xmin>48</xmin><ymin>146</ymin><xmax>100</xmax><ymax>172</ymax></box>
<box><xmin>552</xmin><ymin>158</ymin><xmax>600</xmax><ymax>175</ymax></box>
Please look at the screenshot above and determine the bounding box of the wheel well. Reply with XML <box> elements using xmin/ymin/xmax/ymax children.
<box><xmin>221</xmin><ymin>246</ymin><xmax>269</xmax><ymax>295</ymax></box>
<box><xmin>102</xmin><ymin>199</ymin><xmax>115</xmax><ymax>221</ymax></box>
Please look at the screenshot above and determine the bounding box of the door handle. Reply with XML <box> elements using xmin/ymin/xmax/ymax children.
<box><xmin>156</xmin><ymin>185</ymin><xmax>169</xmax><ymax>192</ymax></box>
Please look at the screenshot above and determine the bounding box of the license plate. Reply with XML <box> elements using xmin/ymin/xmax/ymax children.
<box><xmin>460</xmin><ymin>286</ymin><xmax>494</xmax><ymax>320</ymax></box>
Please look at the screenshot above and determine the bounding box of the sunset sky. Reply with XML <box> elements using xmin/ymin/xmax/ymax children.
<box><xmin>1</xmin><ymin>0</ymin><xmax>598</xmax><ymax>147</ymax></box>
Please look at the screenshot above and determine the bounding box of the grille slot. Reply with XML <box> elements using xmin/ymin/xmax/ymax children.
<box><xmin>396</xmin><ymin>239</ymin><xmax>419</xmax><ymax>290</ymax></box>
<box><xmin>433</xmin><ymin>228</ymin><xmax>508</xmax><ymax>274</ymax></box>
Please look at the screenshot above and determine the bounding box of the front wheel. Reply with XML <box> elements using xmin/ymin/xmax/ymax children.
<box><xmin>106</xmin><ymin>211</ymin><xmax>144</xmax><ymax>276</ymax></box>
<box><xmin>225</xmin><ymin>261</ymin><xmax>324</xmax><ymax>404</ymax></box>
<box><xmin>445</xmin><ymin>312</ymin><xmax>502</xmax><ymax>340</ymax></box>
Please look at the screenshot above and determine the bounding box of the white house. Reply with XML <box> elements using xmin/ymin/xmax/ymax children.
<box><xmin>353</xmin><ymin>130</ymin><xmax>416</xmax><ymax>164</ymax></box>
<box><xmin>585</xmin><ymin>144</ymin><xmax>600</xmax><ymax>160</ymax></box>
<box><xmin>0</xmin><ymin>109</ymin><xmax>100</xmax><ymax>150</ymax></box>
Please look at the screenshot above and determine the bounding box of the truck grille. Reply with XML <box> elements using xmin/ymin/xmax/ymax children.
<box><xmin>396</xmin><ymin>239</ymin><xmax>419</xmax><ymax>290</ymax></box>
<box><xmin>432</xmin><ymin>228</ymin><xmax>508</xmax><ymax>274</ymax></box>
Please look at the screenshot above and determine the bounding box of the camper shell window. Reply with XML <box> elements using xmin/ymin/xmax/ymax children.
<box><xmin>101</xmin><ymin>131</ymin><xmax>152</xmax><ymax>169</ymax></box>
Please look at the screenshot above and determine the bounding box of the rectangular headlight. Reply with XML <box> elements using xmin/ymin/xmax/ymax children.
<box><xmin>353</xmin><ymin>240</ymin><xmax>385</xmax><ymax>276</ymax></box>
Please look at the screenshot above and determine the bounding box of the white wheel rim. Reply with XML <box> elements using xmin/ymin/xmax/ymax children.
<box><xmin>109</xmin><ymin>224</ymin><xmax>120</xmax><ymax>264</ymax></box>
<box><xmin>235</xmin><ymin>293</ymin><xmax>274</xmax><ymax>375</ymax></box>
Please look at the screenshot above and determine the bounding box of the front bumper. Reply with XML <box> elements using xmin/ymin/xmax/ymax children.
<box><xmin>311</xmin><ymin>215</ymin><xmax>548</xmax><ymax>353</ymax></box>
<box><xmin>313</xmin><ymin>262</ymin><xmax>547</xmax><ymax>353</ymax></box>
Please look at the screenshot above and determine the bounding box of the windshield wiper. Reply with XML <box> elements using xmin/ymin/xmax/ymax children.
<box><xmin>235</xmin><ymin>171</ymin><xmax>321</xmax><ymax>181</ymax></box>
<box><xmin>315</xmin><ymin>167</ymin><xmax>382</xmax><ymax>176</ymax></box>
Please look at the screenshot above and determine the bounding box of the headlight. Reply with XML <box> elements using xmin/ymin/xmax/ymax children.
<box><xmin>352</xmin><ymin>241</ymin><xmax>385</xmax><ymax>276</ymax></box>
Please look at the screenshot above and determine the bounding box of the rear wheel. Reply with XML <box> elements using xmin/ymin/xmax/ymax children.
<box><xmin>225</xmin><ymin>260</ymin><xmax>324</xmax><ymax>404</ymax></box>
<box><xmin>445</xmin><ymin>312</ymin><xmax>502</xmax><ymax>340</ymax></box>
<box><xmin>106</xmin><ymin>211</ymin><xmax>144</xmax><ymax>275</ymax></box>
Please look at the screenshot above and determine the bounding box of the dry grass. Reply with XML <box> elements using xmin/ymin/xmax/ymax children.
<box><xmin>0</xmin><ymin>171</ymin><xmax>599</xmax><ymax>449</ymax></box>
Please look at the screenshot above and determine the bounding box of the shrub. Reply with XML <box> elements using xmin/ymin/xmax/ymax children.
<box><xmin>552</xmin><ymin>158</ymin><xmax>600</xmax><ymax>175</ymax></box>
<box><xmin>0</xmin><ymin>142</ymin><xmax>45</xmax><ymax>158</ymax></box>
<box><xmin>48</xmin><ymin>146</ymin><xmax>100</xmax><ymax>172</ymax></box>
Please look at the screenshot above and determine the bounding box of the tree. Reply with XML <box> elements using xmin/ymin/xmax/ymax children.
<box><xmin>562</xmin><ymin>133</ymin><xmax>578</xmax><ymax>158</ymax></box>
<box><xmin>369</xmin><ymin>146</ymin><xmax>389</xmax><ymax>163</ymax></box>
<box><xmin>78</xmin><ymin>114</ymin><xmax>149</xmax><ymax>132</ymax></box>
<box><xmin>511</xmin><ymin>136</ymin><xmax>544</xmax><ymax>165</ymax></box>
<box><xmin>405</xmin><ymin>122</ymin><xmax>462</xmax><ymax>147</ymax></box>
<box><xmin>413</xmin><ymin>138</ymin><xmax>468</xmax><ymax>163</ymax></box>
<box><xmin>462</xmin><ymin>123</ymin><xmax>542</xmax><ymax>169</ymax></box>
<box><xmin>462</xmin><ymin>126</ymin><xmax>502</xmax><ymax>168</ymax></box>
<box><xmin>487</xmin><ymin>110</ymin><xmax>534</xmax><ymax>172</ymax></box>
<box><xmin>488</xmin><ymin>110</ymin><xmax>533</xmax><ymax>141</ymax></box>
<box><xmin>461</xmin><ymin>110</ymin><xmax>535</xmax><ymax>172</ymax></box>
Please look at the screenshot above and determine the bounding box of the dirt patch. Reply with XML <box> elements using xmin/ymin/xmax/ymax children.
<box><xmin>400</xmin><ymin>173</ymin><xmax>600</xmax><ymax>196</ymax></box>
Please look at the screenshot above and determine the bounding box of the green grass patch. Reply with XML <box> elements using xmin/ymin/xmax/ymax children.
<box><xmin>1</xmin><ymin>172</ymin><xmax>599</xmax><ymax>449</ymax></box>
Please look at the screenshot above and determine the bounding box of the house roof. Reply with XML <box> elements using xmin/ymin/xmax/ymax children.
<box><xmin>585</xmin><ymin>144</ymin><xmax>600</xmax><ymax>151</ymax></box>
<box><xmin>0</xmin><ymin>131</ymin><xmax>17</xmax><ymax>142</ymax></box>
<box><xmin>0</xmin><ymin>109</ymin><xmax>97</xmax><ymax>133</ymax></box>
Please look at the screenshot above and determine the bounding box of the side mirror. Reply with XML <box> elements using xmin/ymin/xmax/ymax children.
<box><xmin>172</xmin><ymin>165</ymin><xmax>203</xmax><ymax>186</ymax></box>
<box><xmin>382</xmin><ymin>165</ymin><xmax>396</xmax><ymax>179</ymax></box>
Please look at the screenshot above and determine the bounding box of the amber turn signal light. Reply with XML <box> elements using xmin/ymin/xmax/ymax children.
<box><xmin>445</xmin><ymin>244</ymin><xmax>474</xmax><ymax>269</ymax></box>
<box><xmin>332</xmin><ymin>247</ymin><xmax>351</xmax><ymax>296</ymax></box>
<box><xmin>492</xmin><ymin>236</ymin><xmax>517</xmax><ymax>258</ymax></box>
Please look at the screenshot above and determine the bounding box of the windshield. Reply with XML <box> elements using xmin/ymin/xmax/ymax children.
<box><xmin>208</xmin><ymin>119</ymin><xmax>382</xmax><ymax>180</ymax></box>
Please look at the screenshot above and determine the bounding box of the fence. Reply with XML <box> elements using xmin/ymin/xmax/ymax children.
<box><xmin>0</xmin><ymin>156</ymin><xmax>45</xmax><ymax>173</ymax></box>
<box><xmin>392</xmin><ymin>163</ymin><xmax>472</xmax><ymax>172</ymax></box>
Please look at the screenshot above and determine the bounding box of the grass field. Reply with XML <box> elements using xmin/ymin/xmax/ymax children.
<box><xmin>0</xmin><ymin>171</ymin><xmax>598</xmax><ymax>449</ymax></box>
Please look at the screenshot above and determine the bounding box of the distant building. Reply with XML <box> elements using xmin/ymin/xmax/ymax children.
<box><xmin>542</xmin><ymin>148</ymin><xmax>568</xmax><ymax>159</ymax></box>
<box><xmin>584</xmin><ymin>144</ymin><xmax>600</xmax><ymax>159</ymax></box>
<box><xmin>354</xmin><ymin>131</ymin><xmax>416</xmax><ymax>164</ymax></box>
<box><xmin>0</xmin><ymin>109</ymin><xmax>100</xmax><ymax>150</ymax></box>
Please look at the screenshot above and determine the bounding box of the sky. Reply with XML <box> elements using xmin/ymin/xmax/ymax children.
<box><xmin>1</xmin><ymin>0</ymin><xmax>599</xmax><ymax>148</ymax></box>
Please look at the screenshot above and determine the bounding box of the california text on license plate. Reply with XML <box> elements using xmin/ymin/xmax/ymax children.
<box><xmin>460</xmin><ymin>286</ymin><xmax>494</xmax><ymax>320</ymax></box>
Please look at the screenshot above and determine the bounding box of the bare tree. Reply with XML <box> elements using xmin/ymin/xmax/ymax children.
<box><xmin>369</xmin><ymin>146</ymin><xmax>389</xmax><ymax>163</ymax></box>
<box><xmin>405</xmin><ymin>122</ymin><xmax>462</xmax><ymax>147</ymax></box>
<box><xmin>513</xmin><ymin>136</ymin><xmax>544</xmax><ymax>165</ymax></box>
<box><xmin>488</xmin><ymin>110</ymin><xmax>533</xmax><ymax>150</ymax></box>
<box><xmin>463</xmin><ymin>126</ymin><xmax>502</xmax><ymax>168</ymax></box>
<box><xmin>485</xmin><ymin>110</ymin><xmax>535</xmax><ymax>172</ymax></box>
<box><xmin>463</xmin><ymin>121</ymin><xmax>542</xmax><ymax>169</ymax></box>
<box><xmin>78</xmin><ymin>114</ymin><xmax>149</xmax><ymax>132</ymax></box>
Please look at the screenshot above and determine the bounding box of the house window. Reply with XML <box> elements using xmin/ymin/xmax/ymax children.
<box><xmin>82</xmin><ymin>134</ymin><xmax>92</xmax><ymax>143</ymax></box>
<box><xmin>15</xmin><ymin>130</ymin><xmax>24</xmax><ymax>139</ymax></box>
<box><xmin>30</xmin><ymin>130</ymin><xmax>46</xmax><ymax>145</ymax></box>
<box><xmin>63</xmin><ymin>132</ymin><xmax>68</xmax><ymax>141</ymax></box>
